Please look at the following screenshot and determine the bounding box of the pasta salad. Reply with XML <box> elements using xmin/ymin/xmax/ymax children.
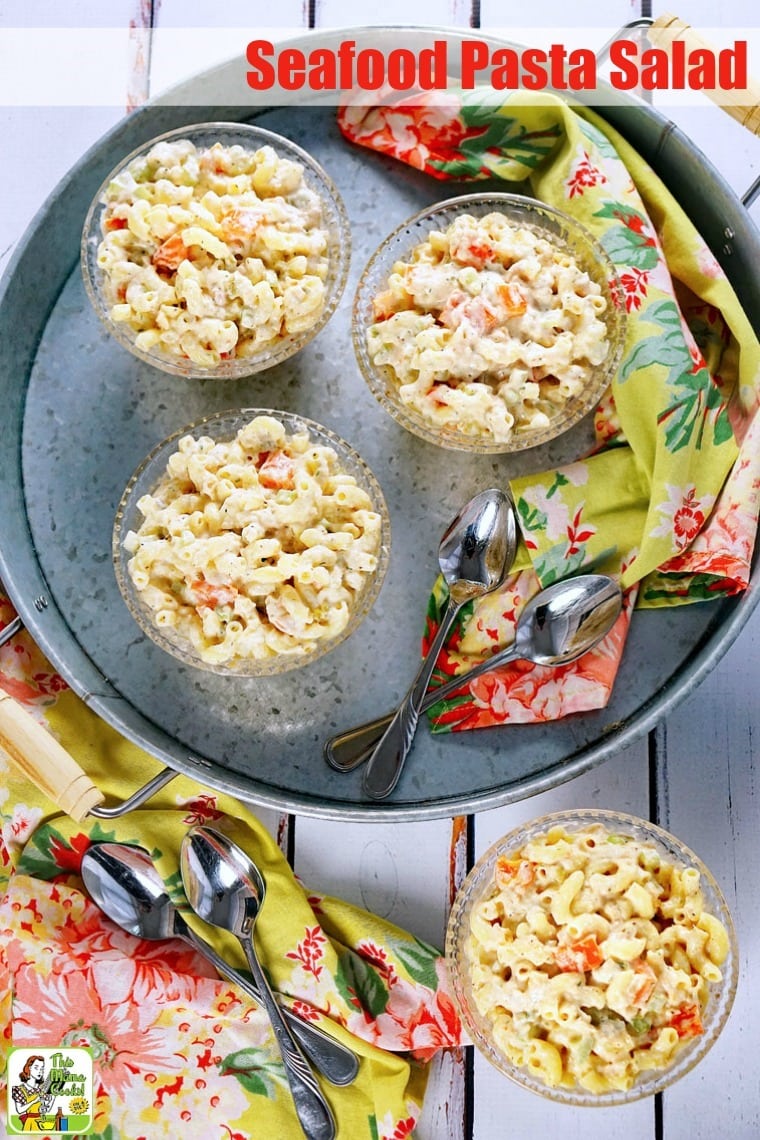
<box><xmin>95</xmin><ymin>135</ymin><xmax>332</xmax><ymax>368</ymax></box>
<box><xmin>462</xmin><ymin>822</ymin><xmax>732</xmax><ymax>1095</ymax></box>
<box><xmin>366</xmin><ymin>210</ymin><xmax>611</xmax><ymax>443</ymax></box>
<box><xmin>121</xmin><ymin>415</ymin><xmax>384</xmax><ymax>667</ymax></box>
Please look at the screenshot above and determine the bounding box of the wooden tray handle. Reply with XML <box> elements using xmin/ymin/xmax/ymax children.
<box><xmin>0</xmin><ymin>690</ymin><xmax>105</xmax><ymax>821</ymax></box>
<box><xmin>649</xmin><ymin>14</ymin><xmax>760</xmax><ymax>136</ymax></box>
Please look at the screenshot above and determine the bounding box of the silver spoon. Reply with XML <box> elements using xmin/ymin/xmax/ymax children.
<box><xmin>326</xmin><ymin>574</ymin><xmax>623</xmax><ymax>773</ymax></box>
<box><xmin>180</xmin><ymin>826</ymin><xmax>335</xmax><ymax>1140</ymax></box>
<box><xmin>360</xmin><ymin>487</ymin><xmax>517</xmax><ymax>801</ymax></box>
<box><xmin>80</xmin><ymin>842</ymin><xmax>357</xmax><ymax>1090</ymax></box>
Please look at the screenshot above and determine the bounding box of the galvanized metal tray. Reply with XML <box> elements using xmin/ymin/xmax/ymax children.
<box><xmin>2</xmin><ymin>29</ymin><xmax>759</xmax><ymax>821</ymax></box>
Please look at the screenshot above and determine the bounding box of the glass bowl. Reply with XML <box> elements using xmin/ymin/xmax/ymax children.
<box><xmin>113</xmin><ymin>408</ymin><xmax>390</xmax><ymax>675</ymax></box>
<box><xmin>82</xmin><ymin>122</ymin><xmax>350</xmax><ymax>379</ymax></box>
<box><xmin>353</xmin><ymin>193</ymin><xmax>626</xmax><ymax>454</ymax></box>
<box><xmin>445</xmin><ymin>808</ymin><xmax>738</xmax><ymax>1106</ymax></box>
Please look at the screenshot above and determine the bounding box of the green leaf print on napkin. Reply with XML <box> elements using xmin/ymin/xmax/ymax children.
<box><xmin>429</xmin><ymin>92</ymin><xmax>563</xmax><ymax>178</ymax></box>
<box><xmin>220</xmin><ymin>1047</ymin><xmax>287</xmax><ymax>1098</ymax></box>
<box><xmin>337</xmin><ymin>949</ymin><xmax>390</xmax><ymax>1017</ymax></box>
<box><xmin>594</xmin><ymin>201</ymin><xmax>660</xmax><ymax>270</ymax></box>
<box><xmin>621</xmin><ymin>299</ymin><xmax>733</xmax><ymax>451</ymax></box>
<box><xmin>16</xmin><ymin>820</ymin><xmax>122</xmax><ymax>880</ymax></box>
<box><xmin>393</xmin><ymin>937</ymin><xmax>441</xmax><ymax>991</ymax></box>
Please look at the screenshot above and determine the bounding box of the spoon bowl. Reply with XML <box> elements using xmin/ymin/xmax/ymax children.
<box><xmin>421</xmin><ymin>573</ymin><xmax>623</xmax><ymax>707</ymax></box>
<box><xmin>325</xmin><ymin>574</ymin><xmax>623</xmax><ymax>772</ymax></box>
<box><xmin>438</xmin><ymin>488</ymin><xmax>518</xmax><ymax>604</ymax></box>
<box><xmin>81</xmin><ymin>841</ymin><xmax>358</xmax><ymax>1090</ymax></box>
<box><xmin>181</xmin><ymin>826</ymin><xmax>337</xmax><ymax>1139</ymax></box>
<box><xmin>81</xmin><ymin>842</ymin><xmax>176</xmax><ymax>940</ymax></box>
<box><xmin>508</xmin><ymin>573</ymin><xmax>623</xmax><ymax>666</ymax></box>
<box><xmin>182</xmin><ymin>826</ymin><xmax>265</xmax><ymax>938</ymax></box>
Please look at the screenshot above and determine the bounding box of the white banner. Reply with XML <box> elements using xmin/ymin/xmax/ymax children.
<box><xmin>0</xmin><ymin>26</ymin><xmax>757</xmax><ymax>108</ymax></box>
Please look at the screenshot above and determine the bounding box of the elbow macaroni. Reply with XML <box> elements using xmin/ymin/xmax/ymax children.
<box><xmin>123</xmin><ymin>415</ymin><xmax>382</xmax><ymax>665</ymax></box>
<box><xmin>464</xmin><ymin>824</ymin><xmax>731</xmax><ymax>1094</ymax></box>
<box><xmin>366</xmin><ymin>211</ymin><xmax>610</xmax><ymax>444</ymax></box>
<box><xmin>96</xmin><ymin>138</ymin><xmax>331</xmax><ymax>367</ymax></box>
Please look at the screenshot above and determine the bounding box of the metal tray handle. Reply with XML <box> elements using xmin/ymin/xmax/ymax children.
<box><xmin>0</xmin><ymin>690</ymin><xmax>105</xmax><ymax>821</ymax></box>
<box><xmin>649</xmin><ymin>14</ymin><xmax>760</xmax><ymax>137</ymax></box>
<box><xmin>0</xmin><ymin>690</ymin><xmax>178</xmax><ymax>821</ymax></box>
<box><xmin>0</xmin><ymin>615</ymin><xmax>179</xmax><ymax>820</ymax></box>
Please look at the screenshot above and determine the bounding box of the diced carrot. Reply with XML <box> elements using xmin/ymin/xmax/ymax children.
<box><xmin>666</xmin><ymin>1004</ymin><xmax>704</xmax><ymax>1039</ymax></box>
<box><xmin>190</xmin><ymin>580</ymin><xmax>237</xmax><ymax>609</ymax></box>
<box><xmin>220</xmin><ymin>208</ymin><xmax>261</xmax><ymax>244</ymax></box>
<box><xmin>495</xmin><ymin>857</ymin><xmax>536</xmax><ymax>890</ymax></box>
<box><xmin>105</xmin><ymin>216</ymin><xmax>128</xmax><ymax>231</ymax></box>
<box><xmin>554</xmin><ymin>935</ymin><xmax>604</xmax><ymax>973</ymax></box>
<box><xmin>257</xmin><ymin>450</ymin><xmax>296</xmax><ymax>490</ymax></box>
<box><xmin>452</xmin><ymin>239</ymin><xmax>492</xmax><ymax>268</ymax></box>
<box><xmin>152</xmin><ymin>232</ymin><xmax>190</xmax><ymax>273</ymax></box>
<box><xmin>440</xmin><ymin>293</ymin><xmax>512</xmax><ymax>335</ymax></box>
<box><xmin>497</xmin><ymin>282</ymin><xmax>527</xmax><ymax>316</ymax></box>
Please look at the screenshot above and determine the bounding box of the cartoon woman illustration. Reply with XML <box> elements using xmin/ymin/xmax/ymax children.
<box><xmin>11</xmin><ymin>1055</ymin><xmax>56</xmax><ymax>1132</ymax></box>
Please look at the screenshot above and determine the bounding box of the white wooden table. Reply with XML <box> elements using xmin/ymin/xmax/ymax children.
<box><xmin>1</xmin><ymin>3</ymin><xmax>758</xmax><ymax>1137</ymax></box>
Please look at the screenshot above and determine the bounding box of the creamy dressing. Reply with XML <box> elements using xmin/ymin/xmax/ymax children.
<box><xmin>368</xmin><ymin>211</ymin><xmax>610</xmax><ymax>442</ymax></box>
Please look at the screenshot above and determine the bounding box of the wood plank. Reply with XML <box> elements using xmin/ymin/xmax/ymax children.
<box><xmin>127</xmin><ymin>0</ymin><xmax>152</xmax><ymax>111</ymax></box>
<box><xmin>317</xmin><ymin>0</ymin><xmax>470</xmax><ymax>28</ymax></box>
<box><xmin>154</xmin><ymin>0</ymin><xmax>308</xmax><ymax>24</ymax></box>
<box><xmin>293</xmin><ymin>815</ymin><xmax>458</xmax><ymax>949</ymax></box>
<box><xmin>417</xmin><ymin>1045</ymin><xmax>468</xmax><ymax>1140</ymax></box>
<box><xmin>416</xmin><ymin>818</ymin><xmax>468</xmax><ymax>1140</ymax></box>
<box><xmin>649</xmin><ymin>0</ymin><xmax>759</xmax><ymax>29</ymax></box>
<box><xmin>0</xmin><ymin>0</ymin><xmax>138</xmax><ymax>25</ymax></box>
<box><xmin>477</xmin><ymin>2</ymin><xmax>644</xmax><ymax>31</ymax></box>
<box><xmin>149</xmin><ymin>2</ymin><xmax>309</xmax><ymax>99</ymax></box>
<box><xmin>653</xmin><ymin>631</ymin><xmax>760</xmax><ymax>1139</ymax></box>
<box><xmin>294</xmin><ymin>812</ymin><xmax>468</xmax><ymax>1139</ymax></box>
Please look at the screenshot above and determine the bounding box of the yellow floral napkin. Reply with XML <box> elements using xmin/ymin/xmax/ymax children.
<box><xmin>339</xmin><ymin>89</ymin><xmax>760</xmax><ymax>732</ymax></box>
<box><xmin>0</xmin><ymin>591</ymin><xmax>460</xmax><ymax>1139</ymax></box>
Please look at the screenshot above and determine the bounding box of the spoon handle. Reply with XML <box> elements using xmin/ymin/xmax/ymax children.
<box><xmin>179</xmin><ymin>922</ymin><xmax>357</xmax><ymax>1087</ymax></box>
<box><xmin>240</xmin><ymin>938</ymin><xmax>336</xmax><ymax>1140</ymax></box>
<box><xmin>324</xmin><ymin>713</ymin><xmax>398</xmax><ymax>772</ymax></box>
<box><xmin>362</xmin><ymin>597</ymin><xmax>461</xmax><ymax>800</ymax></box>
<box><xmin>326</xmin><ymin>643</ymin><xmax>522</xmax><ymax>773</ymax></box>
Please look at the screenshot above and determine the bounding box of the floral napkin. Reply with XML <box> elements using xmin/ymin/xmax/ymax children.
<box><xmin>339</xmin><ymin>89</ymin><xmax>760</xmax><ymax>732</ymax></box>
<box><xmin>0</xmin><ymin>590</ymin><xmax>461</xmax><ymax>1140</ymax></box>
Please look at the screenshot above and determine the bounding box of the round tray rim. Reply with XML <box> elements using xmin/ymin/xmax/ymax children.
<box><xmin>1</xmin><ymin>26</ymin><xmax>759</xmax><ymax>821</ymax></box>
